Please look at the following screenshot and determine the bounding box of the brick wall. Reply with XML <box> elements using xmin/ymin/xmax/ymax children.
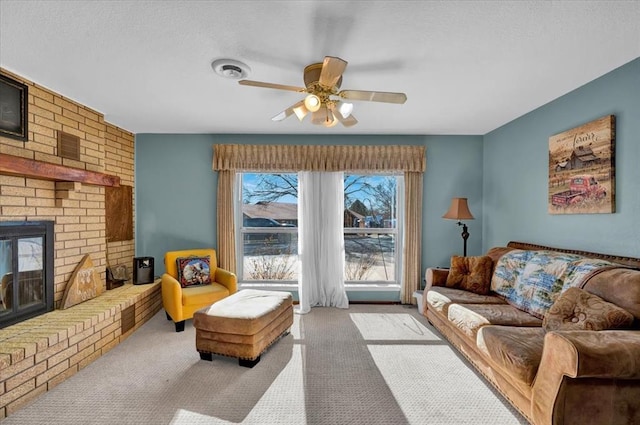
<box><xmin>0</xmin><ymin>68</ymin><xmax>135</xmax><ymax>305</ymax></box>
<box><xmin>0</xmin><ymin>69</ymin><xmax>159</xmax><ymax>419</ymax></box>
<box><xmin>104</xmin><ymin>124</ymin><xmax>136</xmax><ymax>276</ymax></box>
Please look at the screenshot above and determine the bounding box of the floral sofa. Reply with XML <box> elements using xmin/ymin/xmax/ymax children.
<box><xmin>422</xmin><ymin>241</ymin><xmax>640</xmax><ymax>425</ymax></box>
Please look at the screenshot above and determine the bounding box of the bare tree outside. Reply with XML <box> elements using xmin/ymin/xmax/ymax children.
<box><xmin>345</xmin><ymin>250</ymin><xmax>376</xmax><ymax>280</ymax></box>
<box><xmin>370</xmin><ymin>178</ymin><xmax>397</xmax><ymax>221</ymax></box>
<box><xmin>247</xmin><ymin>254</ymin><xmax>296</xmax><ymax>280</ymax></box>
<box><xmin>344</xmin><ymin>175</ymin><xmax>377</xmax><ymax>212</ymax></box>
<box><xmin>243</xmin><ymin>174</ymin><xmax>298</xmax><ymax>204</ymax></box>
<box><xmin>243</xmin><ymin>174</ymin><xmax>382</xmax><ymax>208</ymax></box>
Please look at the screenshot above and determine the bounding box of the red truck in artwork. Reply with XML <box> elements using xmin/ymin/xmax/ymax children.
<box><xmin>551</xmin><ymin>174</ymin><xmax>607</xmax><ymax>206</ymax></box>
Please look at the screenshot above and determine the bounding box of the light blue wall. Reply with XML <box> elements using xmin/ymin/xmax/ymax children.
<box><xmin>135</xmin><ymin>134</ymin><xmax>218</xmax><ymax>268</ymax></box>
<box><xmin>137</xmin><ymin>58</ymin><xmax>639</xmax><ymax>300</ymax></box>
<box><xmin>424</xmin><ymin>136</ymin><xmax>484</xmax><ymax>264</ymax></box>
<box><xmin>135</xmin><ymin>134</ymin><xmax>484</xmax><ymax>295</ymax></box>
<box><xmin>483</xmin><ymin>58</ymin><xmax>640</xmax><ymax>256</ymax></box>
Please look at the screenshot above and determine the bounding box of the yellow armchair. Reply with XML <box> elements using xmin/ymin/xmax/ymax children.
<box><xmin>161</xmin><ymin>248</ymin><xmax>237</xmax><ymax>332</ymax></box>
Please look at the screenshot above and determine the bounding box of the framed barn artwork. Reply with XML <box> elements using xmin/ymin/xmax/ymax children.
<box><xmin>548</xmin><ymin>115</ymin><xmax>615</xmax><ymax>215</ymax></box>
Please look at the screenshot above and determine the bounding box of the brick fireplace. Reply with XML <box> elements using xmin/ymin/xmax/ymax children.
<box><xmin>0</xmin><ymin>68</ymin><xmax>135</xmax><ymax>311</ymax></box>
<box><xmin>0</xmin><ymin>69</ymin><xmax>162</xmax><ymax>419</ymax></box>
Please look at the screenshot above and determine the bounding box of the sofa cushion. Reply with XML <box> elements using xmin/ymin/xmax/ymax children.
<box><xmin>543</xmin><ymin>287</ymin><xmax>635</xmax><ymax>332</ymax></box>
<box><xmin>176</xmin><ymin>256</ymin><xmax>212</xmax><ymax>288</ymax></box>
<box><xmin>426</xmin><ymin>287</ymin><xmax>506</xmax><ymax>315</ymax></box>
<box><xmin>477</xmin><ymin>326</ymin><xmax>545</xmax><ymax>385</ymax></box>
<box><xmin>448</xmin><ymin>303</ymin><xmax>542</xmax><ymax>338</ymax></box>
<box><xmin>446</xmin><ymin>255</ymin><xmax>493</xmax><ymax>295</ymax></box>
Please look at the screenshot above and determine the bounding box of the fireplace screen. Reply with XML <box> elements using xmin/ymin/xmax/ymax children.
<box><xmin>0</xmin><ymin>221</ymin><xmax>54</xmax><ymax>328</ymax></box>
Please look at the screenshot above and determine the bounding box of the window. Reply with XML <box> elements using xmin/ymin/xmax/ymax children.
<box><xmin>236</xmin><ymin>173</ymin><xmax>402</xmax><ymax>286</ymax></box>
<box><xmin>238</xmin><ymin>173</ymin><xmax>299</xmax><ymax>283</ymax></box>
<box><xmin>343</xmin><ymin>174</ymin><xmax>402</xmax><ymax>284</ymax></box>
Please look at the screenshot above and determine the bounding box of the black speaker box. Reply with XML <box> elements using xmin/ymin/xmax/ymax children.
<box><xmin>133</xmin><ymin>257</ymin><xmax>154</xmax><ymax>285</ymax></box>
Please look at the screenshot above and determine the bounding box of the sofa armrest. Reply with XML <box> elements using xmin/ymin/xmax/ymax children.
<box><xmin>425</xmin><ymin>267</ymin><xmax>449</xmax><ymax>291</ymax></box>
<box><xmin>214</xmin><ymin>267</ymin><xmax>238</xmax><ymax>295</ymax></box>
<box><xmin>532</xmin><ymin>330</ymin><xmax>640</xmax><ymax>425</ymax></box>
<box><xmin>554</xmin><ymin>330</ymin><xmax>640</xmax><ymax>379</ymax></box>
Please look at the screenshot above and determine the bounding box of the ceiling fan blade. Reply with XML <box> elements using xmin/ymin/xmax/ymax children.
<box><xmin>319</xmin><ymin>56</ymin><xmax>347</xmax><ymax>88</ymax></box>
<box><xmin>272</xmin><ymin>100</ymin><xmax>306</xmax><ymax>122</ymax></box>
<box><xmin>239</xmin><ymin>80</ymin><xmax>306</xmax><ymax>93</ymax></box>
<box><xmin>337</xmin><ymin>113</ymin><xmax>358</xmax><ymax>127</ymax></box>
<box><xmin>271</xmin><ymin>108</ymin><xmax>293</xmax><ymax>122</ymax></box>
<box><xmin>339</xmin><ymin>90</ymin><xmax>407</xmax><ymax>104</ymax></box>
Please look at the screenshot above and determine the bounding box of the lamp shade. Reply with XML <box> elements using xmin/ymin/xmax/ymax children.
<box><xmin>310</xmin><ymin>106</ymin><xmax>327</xmax><ymax>125</ymax></box>
<box><xmin>337</xmin><ymin>101</ymin><xmax>354</xmax><ymax>118</ymax></box>
<box><xmin>442</xmin><ymin>198</ymin><xmax>474</xmax><ymax>220</ymax></box>
<box><xmin>293</xmin><ymin>103</ymin><xmax>309</xmax><ymax>121</ymax></box>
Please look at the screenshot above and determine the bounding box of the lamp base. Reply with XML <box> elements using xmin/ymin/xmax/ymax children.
<box><xmin>457</xmin><ymin>221</ymin><xmax>470</xmax><ymax>257</ymax></box>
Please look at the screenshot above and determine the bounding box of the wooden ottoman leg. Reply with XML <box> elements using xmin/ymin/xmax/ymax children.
<box><xmin>175</xmin><ymin>320</ymin><xmax>185</xmax><ymax>332</ymax></box>
<box><xmin>199</xmin><ymin>352</ymin><xmax>213</xmax><ymax>361</ymax></box>
<box><xmin>239</xmin><ymin>356</ymin><xmax>260</xmax><ymax>368</ymax></box>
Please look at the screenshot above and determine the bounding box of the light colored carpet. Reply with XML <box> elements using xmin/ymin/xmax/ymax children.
<box><xmin>1</xmin><ymin>304</ymin><xmax>528</xmax><ymax>425</ymax></box>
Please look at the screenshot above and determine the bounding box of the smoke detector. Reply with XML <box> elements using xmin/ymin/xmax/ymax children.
<box><xmin>211</xmin><ymin>59</ymin><xmax>250</xmax><ymax>79</ymax></box>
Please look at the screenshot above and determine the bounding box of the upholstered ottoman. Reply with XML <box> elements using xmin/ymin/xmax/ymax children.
<box><xmin>193</xmin><ymin>289</ymin><xmax>293</xmax><ymax>367</ymax></box>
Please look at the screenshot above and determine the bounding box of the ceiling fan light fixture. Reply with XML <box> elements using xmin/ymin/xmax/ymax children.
<box><xmin>310</xmin><ymin>106</ymin><xmax>337</xmax><ymax>127</ymax></box>
<box><xmin>324</xmin><ymin>111</ymin><xmax>339</xmax><ymax>127</ymax></box>
<box><xmin>310</xmin><ymin>107</ymin><xmax>326</xmax><ymax>125</ymax></box>
<box><xmin>303</xmin><ymin>94</ymin><xmax>321</xmax><ymax>112</ymax></box>
<box><xmin>337</xmin><ymin>101</ymin><xmax>354</xmax><ymax>119</ymax></box>
<box><xmin>293</xmin><ymin>103</ymin><xmax>309</xmax><ymax>121</ymax></box>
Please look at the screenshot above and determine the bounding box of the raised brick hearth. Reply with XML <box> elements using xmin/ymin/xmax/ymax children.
<box><xmin>0</xmin><ymin>281</ymin><xmax>161</xmax><ymax>418</ymax></box>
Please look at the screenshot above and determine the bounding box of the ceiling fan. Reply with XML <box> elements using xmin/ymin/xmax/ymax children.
<box><xmin>238</xmin><ymin>56</ymin><xmax>407</xmax><ymax>128</ymax></box>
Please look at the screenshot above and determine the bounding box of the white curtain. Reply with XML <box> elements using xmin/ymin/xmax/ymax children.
<box><xmin>297</xmin><ymin>171</ymin><xmax>349</xmax><ymax>314</ymax></box>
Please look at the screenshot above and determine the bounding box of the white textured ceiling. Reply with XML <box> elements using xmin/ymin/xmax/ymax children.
<box><xmin>1</xmin><ymin>1</ymin><xmax>639</xmax><ymax>135</ymax></box>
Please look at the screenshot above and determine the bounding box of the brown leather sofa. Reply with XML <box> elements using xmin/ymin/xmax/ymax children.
<box><xmin>422</xmin><ymin>241</ymin><xmax>640</xmax><ymax>425</ymax></box>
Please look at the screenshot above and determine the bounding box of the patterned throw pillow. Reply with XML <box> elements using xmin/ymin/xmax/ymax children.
<box><xmin>543</xmin><ymin>287</ymin><xmax>634</xmax><ymax>332</ymax></box>
<box><xmin>445</xmin><ymin>256</ymin><xmax>493</xmax><ymax>295</ymax></box>
<box><xmin>176</xmin><ymin>256</ymin><xmax>211</xmax><ymax>288</ymax></box>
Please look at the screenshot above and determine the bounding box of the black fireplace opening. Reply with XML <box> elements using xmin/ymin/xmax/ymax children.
<box><xmin>0</xmin><ymin>221</ymin><xmax>54</xmax><ymax>328</ymax></box>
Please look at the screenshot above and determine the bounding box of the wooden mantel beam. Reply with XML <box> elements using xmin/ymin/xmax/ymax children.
<box><xmin>0</xmin><ymin>154</ymin><xmax>120</xmax><ymax>187</ymax></box>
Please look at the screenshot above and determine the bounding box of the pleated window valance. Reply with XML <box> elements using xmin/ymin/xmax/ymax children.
<box><xmin>212</xmin><ymin>144</ymin><xmax>426</xmax><ymax>173</ymax></box>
